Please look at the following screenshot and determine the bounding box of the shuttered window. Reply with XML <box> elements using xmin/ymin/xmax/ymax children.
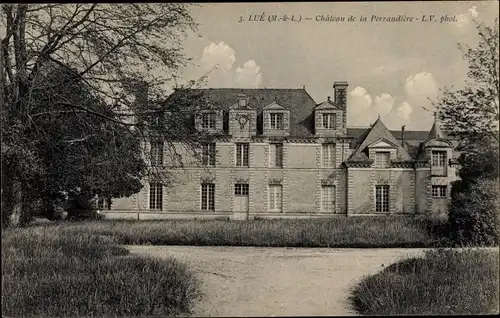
<box><xmin>322</xmin><ymin>144</ymin><xmax>336</xmax><ymax>168</ymax></box>
<box><xmin>269</xmin><ymin>143</ymin><xmax>283</xmax><ymax>168</ymax></box>
<box><xmin>268</xmin><ymin>185</ymin><xmax>282</xmax><ymax>212</ymax></box>
<box><xmin>236</xmin><ymin>143</ymin><xmax>249</xmax><ymax>167</ymax></box>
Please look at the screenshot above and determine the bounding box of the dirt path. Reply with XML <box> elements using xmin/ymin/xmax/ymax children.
<box><xmin>125</xmin><ymin>246</ymin><xmax>426</xmax><ymax>317</ymax></box>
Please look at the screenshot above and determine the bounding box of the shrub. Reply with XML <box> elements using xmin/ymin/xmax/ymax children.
<box><xmin>447</xmin><ymin>178</ymin><xmax>500</xmax><ymax>246</ymax></box>
<box><xmin>1</xmin><ymin>226</ymin><xmax>200</xmax><ymax>316</ymax></box>
<box><xmin>350</xmin><ymin>248</ymin><xmax>500</xmax><ymax>315</ymax></box>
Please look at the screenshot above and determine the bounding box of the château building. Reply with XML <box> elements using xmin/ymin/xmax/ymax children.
<box><xmin>102</xmin><ymin>81</ymin><xmax>460</xmax><ymax>220</ymax></box>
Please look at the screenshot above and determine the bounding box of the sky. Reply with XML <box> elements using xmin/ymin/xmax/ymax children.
<box><xmin>175</xmin><ymin>1</ymin><xmax>499</xmax><ymax>131</ymax></box>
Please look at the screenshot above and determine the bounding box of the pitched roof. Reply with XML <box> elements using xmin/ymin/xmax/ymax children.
<box><xmin>166</xmin><ymin>88</ymin><xmax>317</xmax><ymax>137</ymax></box>
<box><xmin>346</xmin><ymin>127</ymin><xmax>453</xmax><ymax>159</ymax></box>
<box><xmin>347</xmin><ymin>128</ymin><xmax>429</xmax><ymax>142</ymax></box>
<box><xmin>427</xmin><ymin>119</ymin><xmax>445</xmax><ymax>141</ymax></box>
<box><xmin>315</xmin><ymin>97</ymin><xmax>343</xmax><ymax>110</ymax></box>
<box><xmin>348</xmin><ymin>118</ymin><xmax>412</xmax><ymax>161</ymax></box>
<box><xmin>164</xmin><ymin>88</ymin><xmax>456</xmax><ymax>154</ymax></box>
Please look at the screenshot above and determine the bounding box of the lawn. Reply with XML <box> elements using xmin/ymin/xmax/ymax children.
<box><xmin>32</xmin><ymin>216</ymin><xmax>447</xmax><ymax>248</ymax></box>
<box><xmin>1</xmin><ymin>226</ymin><xmax>200</xmax><ymax>317</ymax></box>
<box><xmin>350</xmin><ymin>248</ymin><xmax>500</xmax><ymax>315</ymax></box>
<box><xmin>2</xmin><ymin>217</ymin><xmax>493</xmax><ymax>316</ymax></box>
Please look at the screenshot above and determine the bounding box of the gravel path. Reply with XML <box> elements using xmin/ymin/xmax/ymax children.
<box><xmin>125</xmin><ymin>246</ymin><xmax>428</xmax><ymax>317</ymax></box>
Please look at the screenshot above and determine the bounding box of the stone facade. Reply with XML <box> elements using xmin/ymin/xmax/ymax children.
<box><xmin>104</xmin><ymin>82</ymin><xmax>460</xmax><ymax>220</ymax></box>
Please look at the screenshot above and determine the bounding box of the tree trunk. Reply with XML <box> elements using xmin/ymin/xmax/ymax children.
<box><xmin>8</xmin><ymin>178</ymin><xmax>24</xmax><ymax>227</ymax></box>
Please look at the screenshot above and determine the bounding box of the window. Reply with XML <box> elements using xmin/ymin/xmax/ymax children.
<box><xmin>374</xmin><ymin>151</ymin><xmax>391</xmax><ymax>168</ymax></box>
<box><xmin>432</xmin><ymin>151</ymin><xmax>447</xmax><ymax>167</ymax></box>
<box><xmin>322</xmin><ymin>143</ymin><xmax>336</xmax><ymax>168</ymax></box>
<box><xmin>270</xmin><ymin>113</ymin><xmax>284</xmax><ymax>129</ymax></box>
<box><xmin>97</xmin><ymin>198</ymin><xmax>107</xmax><ymax>210</ymax></box>
<box><xmin>432</xmin><ymin>185</ymin><xmax>447</xmax><ymax>198</ymax></box>
<box><xmin>149</xmin><ymin>183</ymin><xmax>163</xmax><ymax>210</ymax></box>
<box><xmin>201</xmin><ymin>112</ymin><xmax>216</xmax><ymax>129</ymax></box>
<box><xmin>201</xmin><ymin>183</ymin><xmax>215</xmax><ymax>211</ymax></box>
<box><xmin>269</xmin><ymin>143</ymin><xmax>283</xmax><ymax>168</ymax></box>
<box><xmin>202</xmin><ymin>143</ymin><xmax>216</xmax><ymax>166</ymax></box>
<box><xmin>322</xmin><ymin>113</ymin><xmax>336</xmax><ymax>129</ymax></box>
<box><xmin>268</xmin><ymin>185</ymin><xmax>282</xmax><ymax>212</ymax></box>
<box><xmin>236</xmin><ymin>143</ymin><xmax>249</xmax><ymax>167</ymax></box>
<box><xmin>321</xmin><ymin>185</ymin><xmax>336</xmax><ymax>213</ymax></box>
<box><xmin>97</xmin><ymin>198</ymin><xmax>111</xmax><ymax>210</ymax></box>
<box><xmin>150</xmin><ymin>141</ymin><xmax>164</xmax><ymax>166</ymax></box>
<box><xmin>375</xmin><ymin>185</ymin><xmax>390</xmax><ymax>213</ymax></box>
<box><xmin>235</xmin><ymin>183</ymin><xmax>249</xmax><ymax>196</ymax></box>
<box><xmin>239</xmin><ymin>98</ymin><xmax>247</xmax><ymax>108</ymax></box>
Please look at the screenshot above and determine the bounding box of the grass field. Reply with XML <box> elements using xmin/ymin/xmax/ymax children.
<box><xmin>31</xmin><ymin>216</ymin><xmax>446</xmax><ymax>248</ymax></box>
<box><xmin>1</xmin><ymin>226</ymin><xmax>200</xmax><ymax>317</ymax></box>
<box><xmin>350</xmin><ymin>248</ymin><xmax>500</xmax><ymax>315</ymax></box>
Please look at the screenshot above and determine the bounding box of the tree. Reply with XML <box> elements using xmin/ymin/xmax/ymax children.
<box><xmin>447</xmin><ymin>177</ymin><xmax>499</xmax><ymax>246</ymax></box>
<box><xmin>434</xmin><ymin>18</ymin><xmax>499</xmax><ymax>183</ymax></box>
<box><xmin>433</xmin><ymin>18</ymin><xmax>500</xmax><ymax>246</ymax></box>
<box><xmin>29</xmin><ymin>63</ymin><xmax>147</xmax><ymax>220</ymax></box>
<box><xmin>1</xmin><ymin>4</ymin><xmax>201</xmax><ymax>226</ymax></box>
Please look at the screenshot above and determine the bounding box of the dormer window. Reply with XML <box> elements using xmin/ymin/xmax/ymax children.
<box><xmin>238</xmin><ymin>94</ymin><xmax>248</xmax><ymax>108</ymax></box>
<box><xmin>374</xmin><ymin>151</ymin><xmax>391</xmax><ymax>168</ymax></box>
<box><xmin>322</xmin><ymin>113</ymin><xmax>336</xmax><ymax>129</ymax></box>
<box><xmin>201</xmin><ymin>112</ymin><xmax>216</xmax><ymax>129</ymax></box>
<box><xmin>431</xmin><ymin>151</ymin><xmax>446</xmax><ymax>167</ymax></box>
<box><xmin>262</xmin><ymin>100</ymin><xmax>290</xmax><ymax>137</ymax></box>
<box><xmin>270</xmin><ymin>113</ymin><xmax>284</xmax><ymax>129</ymax></box>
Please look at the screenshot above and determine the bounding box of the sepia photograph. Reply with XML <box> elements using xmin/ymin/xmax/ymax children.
<box><xmin>1</xmin><ymin>1</ymin><xmax>499</xmax><ymax>317</ymax></box>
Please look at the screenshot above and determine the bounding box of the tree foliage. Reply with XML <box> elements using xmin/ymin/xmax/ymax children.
<box><xmin>447</xmin><ymin>178</ymin><xmax>499</xmax><ymax>246</ymax></box>
<box><xmin>434</xmin><ymin>18</ymin><xmax>500</xmax><ymax>246</ymax></box>
<box><xmin>34</xmin><ymin>64</ymin><xmax>145</xmax><ymax>200</ymax></box>
<box><xmin>435</xmin><ymin>18</ymin><xmax>499</xmax><ymax>183</ymax></box>
<box><xmin>1</xmin><ymin>4</ymin><xmax>201</xmax><ymax>226</ymax></box>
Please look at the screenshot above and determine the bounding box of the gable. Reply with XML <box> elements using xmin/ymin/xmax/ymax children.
<box><xmin>315</xmin><ymin>100</ymin><xmax>342</xmax><ymax>110</ymax></box>
<box><xmin>348</xmin><ymin>119</ymin><xmax>412</xmax><ymax>161</ymax></box>
<box><xmin>367</xmin><ymin>139</ymin><xmax>397</xmax><ymax>149</ymax></box>
<box><xmin>263</xmin><ymin>101</ymin><xmax>287</xmax><ymax>110</ymax></box>
<box><xmin>425</xmin><ymin>138</ymin><xmax>453</xmax><ymax>148</ymax></box>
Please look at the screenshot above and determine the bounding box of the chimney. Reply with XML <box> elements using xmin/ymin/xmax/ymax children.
<box><xmin>401</xmin><ymin>125</ymin><xmax>406</xmax><ymax>147</ymax></box>
<box><xmin>333</xmin><ymin>81</ymin><xmax>348</xmax><ymax>109</ymax></box>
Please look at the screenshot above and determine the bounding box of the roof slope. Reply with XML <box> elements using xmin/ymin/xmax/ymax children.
<box><xmin>166</xmin><ymin>88</ymin><xmax>317</xmax><ymax>137</ymax></box>
<box><xmin>346</xmin><ymin>127</ymin><xmax>454</xmax><ymax>160</ymax></box>
<box><xmin>348</xmin><ymin>118</ymin><xmax>412</xmax><ymax>161</ymax></box>
<box><xmin>427</xmin><ymin>120</ymin><xmax>445</xmax><ymax>141</ymax></box>
<box><xmin>315</xmin><ymin>97</ymin><xmax>343</xmax><ymax>110</ymax></box>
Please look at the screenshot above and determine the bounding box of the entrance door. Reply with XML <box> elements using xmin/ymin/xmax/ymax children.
<box><xmin>321</xmin><ymin>185</ymin><xmax>336</xmax><ymax>213</ymax></box>
<box><xmin>234</xmin><ymin>183</ymin><xmax>249</xmax><ymax>219</ymax></box>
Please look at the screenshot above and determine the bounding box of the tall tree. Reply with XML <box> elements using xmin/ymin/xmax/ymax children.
<box><xmin>1</xmin><ymin>4</ymin><xmax>202</xmax><ymax>226</ymax></box>
<box><xmin>434</xmin><ymin>18</ymin><xmax>499</xmax><ymax>182</ymax></box>
<box><xmin>29</xmin><ymin>63</ymin><xmax>147</xmax><ymax>219</ymax></box>
<box><xmin>434</xmin><ymin>18</ymin><xmax>500</xmax><ymax>246</ymax></box>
